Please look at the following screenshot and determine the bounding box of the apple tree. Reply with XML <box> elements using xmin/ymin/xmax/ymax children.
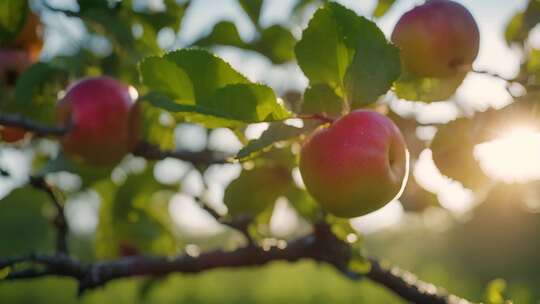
<box><xmin>0</xmin><ymin>0</ymin><xmax>537</xmax><ymax>303</ymax></box>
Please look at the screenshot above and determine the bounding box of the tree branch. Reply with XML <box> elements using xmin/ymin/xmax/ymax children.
<box><xmin>0</xmin><ymin>113</ymin><xmax>70</xmax><ymax>137</ymax></box>
<box><xmin>472</xmin><ymin>68</ymin><xmax>514</xmax><ymax>83</ymax></box>
<box><xmin>197</xmin><ymin>199</ymin><xmax>254</xmax><ymax>245</ymax></box>
<box><xmin>133</xmin><ymin>142</ymin><xmax>231</xmax><ymax>165</ymax></box>
<box><xmin>42</xmin><ymin>1</ymin><xmax>81</xmax><ymax>17</ymax></box>
<box><xmin>0</xmin><ymin>224</ymin><xmax>474</xmax><ymax>303</ymax></box>
<box><xmin>366</xmin><ymin>258</ymin><xmax>471</xmax><ymax>304</ymax></box>
<box><xmin>28</xmin><ymin>176</ymin><xmax>69</xmax><ymax>255</ymax></box>
<box><xmin>0</xmin><ymin>113</ymin><xmax>230</xmax><ymax>165</ymax></box>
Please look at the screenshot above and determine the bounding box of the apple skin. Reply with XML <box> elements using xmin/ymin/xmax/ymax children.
<box><xmin>57</xmin><ymin>77</ymin><xmax>140</xmax><ymax>166</ymax></box>
<box><xmin>391</xmin><ymin>0</ymin><xmax>480</xmax><ymax>78</ymax></box>
<box><xmin>299</xmin><ymin>110</ymin><xmax>409</xmax><ymax>218</ymax></box>
<box><xmin>0</xmin><ymin>126</ymin><xmax>27</xmax><ymax>143</ymax></box>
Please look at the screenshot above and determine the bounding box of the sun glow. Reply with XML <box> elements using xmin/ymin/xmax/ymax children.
<box><xmin>475</xmin><ymin>126</ymin><xmax>540</xmax><ymax>183</ymax></box>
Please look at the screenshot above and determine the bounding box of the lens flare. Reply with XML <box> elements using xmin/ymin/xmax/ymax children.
<box><xmin>475</xmin><ymin>126</ymin><xmax>540</xmax><ymax>183</ymax></box>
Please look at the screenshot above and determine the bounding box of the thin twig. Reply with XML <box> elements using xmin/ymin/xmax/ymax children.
<box><xmin>42</xmin><ymin>1</ymin><xmax>81</xmax><ymax>17</ymax></box>
<box><xmin>0</xmin><ymin>168</ymin><xmax>9</xmax><ymax>177</ymax></box>
<box><xmin>0</xmin><ymin>113</ymin><xmax>70</xmax><ymax>137</ymax></box>
<box><xmin>28</xmin><ymin>176</ymin><xmax>69</xmax><ymax>255</ymax></box>
<box><xmin>472</xmin><ymin>68</ymin><xmax>514</xmax><ymax>83</ymax></box>
<box><xmin>367</xmin><ymin>258</ymin><xmax>473</xmax><ymax>304</ymax></box>
<box><xmin>196</xmin><ymin>198</ymin><xmax>254</xmax><ymax>245</ymax></box>
<box><xmin>297</xmin><ymin>114</ymin><xmax>335</xmax><ymax>124</ymax></box>
<box><xmin>133</xmin><ymin>142</ymin><xmax>231</xmax><ymax>164</ymax></box>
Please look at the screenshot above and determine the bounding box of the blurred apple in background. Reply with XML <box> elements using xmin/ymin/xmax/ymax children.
<box><xmin>57</xmin><ymin>77</ymin><xmax>140</xmax><ymax>166</ymax></box>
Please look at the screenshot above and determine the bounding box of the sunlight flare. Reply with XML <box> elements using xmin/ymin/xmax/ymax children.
<box><xmin>475</xmin><ymin>126</ymin><xmax>540</xmax><ymax>183</ymax></box>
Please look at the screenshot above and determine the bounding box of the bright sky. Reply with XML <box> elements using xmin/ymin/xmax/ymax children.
<box><xmin>7</xmin><ymin>0</ymin><xmax>540</xmax><ymax>236</ymax></box>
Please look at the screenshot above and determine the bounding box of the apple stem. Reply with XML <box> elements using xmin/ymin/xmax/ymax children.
<box><xmin>298</xmin><ymin>114</ymin><xmax>335</xmax><ymax>124</ymax></box>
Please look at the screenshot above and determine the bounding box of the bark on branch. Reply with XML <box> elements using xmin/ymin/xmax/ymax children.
<box><xmin>28</xmin><ymin>176</ymin><xmax>69</xmax><ymax>255</ymax></box>
<box><xmin>133</xmin><ymin>142</ymin><xmax>230</xmax><ymax>164</ymax></box>
<box><xmin>0</xmin><ymin>224</ymin><xmax>474</xmax><ymax>304</ymax></box>
<box><xmin>0</xmin><ymin>113</ymin><xmax>70</xmax><ymax>137</ymax></box>
<box><xmin>0</xmin><ymin>114</ymin><xmax>230</xmax><ymax>164</ymax></box>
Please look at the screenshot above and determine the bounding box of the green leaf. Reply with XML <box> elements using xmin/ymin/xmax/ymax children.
<box><xmin>14</xmin><ymin>62</ymin><xmax>65</xmax><ymax>104</ymax></box>
<box><xmin>0</xmin><ymin>0</ymin><xmax>27</xmax><ymax>45</ymax></box>
<box><xmin>77</xmin><ymin>0</ymin><xmax>110</xmax><ymax>11</ymax></box>
<box><xmin>140</xmin><ymin>102</ymin><xmax>176</xmax><ymax>150</ymax></box>
<box><xmin>83</xmin><ymin>9</ymin><xmax>136</xmax><ymax>50</ymax></box>
<box><xmin>373</xmin><ymin>0</ymin><xmax>396</xmax><ymax>18</ymax></box>
<box><xmin>0</xmin><ymin>187</ymin><xmax>54</xmax><ymax>256</ymax></box>
<box><xmin>0</xmin><ymin>62</ymin><xmax>67</xmax><ymax>124</ymax></box>
<box><xmin>207</xmin><ymin>83</ymin><xmax>289</xmax><ymax>122</ymax></box>
<box><xmin>295</xmin><ymin>3</ymin><xmax>354</xmax><ymax>90</ymax></box>
<box><xmin>225</xmin><ymin>165</ymin><xmax>292</xmax><ymax>218</ymax></box>
<box><xmin>239</xmin><ymin>0</ymin><xmax>264</xmax><ymax>25</ymax></box>
<box><xmin>254</xmin><ymin>25</ymin><xmax>296</xmax><ymax>64</ymax></box>
<box><xmin>237</xmin><ymin>121</ymin><xmax>316</xmax><ymax>160</ymax></box>
<box><xmin>131</xmin><ymin>0</ymin><xmax>186</xmax><ymax>32</ymax></box>
<box><xmin>505</xmin><ymin>0</ymin><xmax>540</xmax><ymax>46</ymax></box>
<box><xmin>525</xmin><ymin>48</ymin><xmax>540</xmax><ymax>83</ymax></box>
<box><xmin>292</xmin><ymin>0</ymin><xmax>321</xmax><ymax>14</ymax></box>
<box><xmin>285</xmin><ymin>187</ymin><xmax>319</xmax><ymax>222</ymax></box>
<box><xmin>163</xmin><ymin>49</ymin><xmax>249</xmax><ymax>102</ymax></box>
<box><xmin>484</xmin><ymin>279</ymin><xmax>509</xmax><ymax>304</ymax></box>
<box><xmin>344</xmin><ymin>27</ymin><xmax>401</xmax><ymax>107</ymax></box>
<box><xmin>431</xmin><ymin>118</ymin><xmax>491</xmax><ymax>189</ymax></box>
<box><xmin>133</xmin><ymin>20</ymin><xmax>161</xmax><ymax>55</ymax></box>
<box><xmin>139</xmin><ymin>56</ymin><xmax>194</xmax><ymax>103</ymax></box>
<box><xmin>505</xmin><ymin>12</ymin><xmax>525</xmax><ymax>45</ymax></box>
<box><xmin>295</xmin><ymin>2</ymin><xmax>399</xmax><ymax>107</ymax></box>
<box><xmin>194</xmin><ymin>21</ymin><xmax>246</xmax><ymax>48</ymax></box>
<box><xmin>394</xmin><ymin>71</ymin><xmax>466</xmax><ymax>102</ymax></box>
<box><xmin>94</xmin><ymin>168</ymin><xmax>177</xmax><ymax>258</ymax></box>
<box><xmin>143</xmin><ymin>84</ymin><xmax>290</xmax><ymax>126</ymax></box>
<box><xmin>301</xmin><ymin>84</ymin><xmax>343</xmax><ymax>116</ymax></box>
<box><xmin>140</xmin><ymin>49</ymin><xmax>290</xmax><ymax>127</ymax></box>
<box><xmin>194</xmin><ymin>22</ymin><xmax>295</xmax><ymax>64</ymax></box>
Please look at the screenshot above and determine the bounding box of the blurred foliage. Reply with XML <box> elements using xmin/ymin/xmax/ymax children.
<box><xmin>505</xmin><ymin>0</ymin><xmax>540</xmax><ymax>47</ymax></box>
<box><xmin>373</xmin><ymin>0</ymin><xmax>396</xmax><ymax>18</ymax></box>
<box><xmin>0</xmin><ymin>186</ymin><xmax>54</xmax><ymax>255</ymax></box>
<box><xmin>431</xmin><ymin>118</ymin><xmax>491</xmax><ymax>190</ymax></box>
<box><xmin>0</xmin><ymin>0</ymin><xmax>28</xmax><ymax>45</ymax></box>
<box><xmin>224</xmin><ymin>164</ymin><xmax>291</xmax><ymax>218</ymax></box>
<box><xmin>394</xmin><ymin>71</ymin><xmax>467</xmax><ymax>102</ymax></box>
<box><xmin>94</xmin><ymin>165</ymin><xmax>179</xmax><ymax>258</ymax></box>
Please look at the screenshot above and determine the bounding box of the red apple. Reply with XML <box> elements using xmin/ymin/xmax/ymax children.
<box><xmin>57</xmin><ymin>77</ymin><xmax>140</xmax><ymax>166</ymax></box>
<box><xmin>299</xmin><ymin>110</ymin><xmax>408</xmax><ymax>218</ymax></box>
<box><xmin>0</xmin><ymin>126</ymin><xmax>27</xmax><ymax>143</ymax></box>
<box><xmin>391</xmin><ymin>0</ymin><xmax>480</xmax><ymax>78</ymax></box>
